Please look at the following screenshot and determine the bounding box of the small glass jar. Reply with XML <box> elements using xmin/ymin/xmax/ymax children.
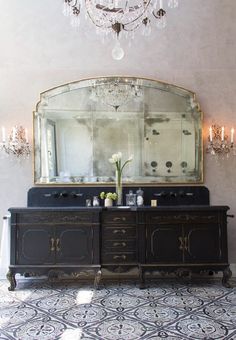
<box><xmin>126</xmin><ymin>190</ymin><xmax>137</xmax><ymax>206</ymax></box>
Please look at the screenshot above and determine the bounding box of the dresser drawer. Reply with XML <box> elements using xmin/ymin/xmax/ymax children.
<box><xmin>103</xmin><ymin>239</ymin><xmax>136</xmax><ymax>251</ymax></box>
<box><xmin>101</xmin><ymin>252</ymin><xmax>137</xmax><ymax>263</ymax></box>
<box><xmin>16</xmin><ymin>211</ymin><xmax>98</xmax><ymax>224</ymax></box>
<box><xmin>147</xmin><ymin>212</ymin><xmax>219</xmax><ymax>224</ymax></box>
<box><xmin>102</xmin><ymin>226</ymin><xmax>136</xmax><ymax>239</ymax></box>
<box><xmin>102</xmin><ymin>211</ymin><xmax>136</xmax><ymax>224</ymax></box>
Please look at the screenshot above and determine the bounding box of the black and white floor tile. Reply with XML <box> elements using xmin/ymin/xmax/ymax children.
<box><xmin>0</xmin><ymin>278</ymin><xmax>236</xmax><ymax>339</ymax></box>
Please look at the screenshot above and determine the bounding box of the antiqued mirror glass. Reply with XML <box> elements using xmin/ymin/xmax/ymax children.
<box><xmin>34</xmin><ymin>77</ymin><xmax>203</xmax><ymax>184</ymax></box>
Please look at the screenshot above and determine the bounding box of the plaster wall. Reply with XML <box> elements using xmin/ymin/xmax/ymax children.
<box><xmin>0</xmin><ymin>0</ymin><xmax>236</xmax><ymax>268</ymax></box>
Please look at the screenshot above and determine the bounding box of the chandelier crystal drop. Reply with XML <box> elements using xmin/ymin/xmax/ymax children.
<box><xmin>63</xmin><ymin>0</ymin><xmax>179</xmax><ymax>59</ymax></box>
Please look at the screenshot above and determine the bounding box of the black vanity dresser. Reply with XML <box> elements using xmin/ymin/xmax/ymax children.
<box><xmin>7</xmin><ymin>186</ymin><xmax>232</xmax><ymax>290</ymax></box>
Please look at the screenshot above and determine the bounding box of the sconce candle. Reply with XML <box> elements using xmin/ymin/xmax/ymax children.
<box><xmin>231</xmin><ymin>128</ymin><xmax>234</xmax><ymax>143</ymax></box>
<box><xmin>25</xmin><ymin>128</ymin><xmax>29</xmax><ymax>143</ymax></box>
<box><xmin>221</xmin><ymin>126</ymin><xmax>224</xmax><ymax>142</ymax></box>
<box><xmin>2</xmin><ymin>126</ymin><xmax>6</xmax><ymax>143</ymax></box>
<box><xmin>209</xmin><ymin>126</ymin><xmax>213</xmax><ymax>142</ymax></box>
<box><xmin>12</xmin><ymin>127</ymin><xmax>16</xmax><ymax>142</ymax></box>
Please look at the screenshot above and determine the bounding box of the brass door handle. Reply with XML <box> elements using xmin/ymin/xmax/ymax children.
<box><xmin>50</xmin><ymin>237</ymin><xmax>55</xmax><ymax>252</ymax></box>
<box><xmin>113</xmin><ymin>229</ymin><xmax>126</xmax><ymax>234</ymax></box>
<box><xmin>56</xmin><ymin>238</ymin><xmax>60</xmax><ymax>252</ymax></box>
<box><xmin>113</xmin><ymin>242</ymin><xmax>127</xmax><ymax>247</ymax></box>
<box><xmin>178</xmin><ymin>236</ymin><xmax>184</xmax><ymax>250</ymax></box>
<box><xmin>184</xmin><ymin>236</ymin><xmax>188</xmax><ymax>251</ymax></box>
<box><xmin>113</xmin><ymin>255</ymin><xmax>127</xmax><ymax>260</ymax></box>
<box><xmin>179</xmin><ymin>236</ymin><xmax>188</xmax><ymax>251</ymax></box>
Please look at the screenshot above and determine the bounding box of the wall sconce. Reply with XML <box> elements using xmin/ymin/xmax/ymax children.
<box><xmin>0</xmin><ymin>126</ymin><xmax>30</xmax><ymax>157</ymax></box>
<box><xmin>206</xmin><ymin>124</ymin><xmax>234</xmax><ymax>155</ymax></box>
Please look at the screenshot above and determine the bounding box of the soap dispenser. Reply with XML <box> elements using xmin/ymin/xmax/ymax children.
<box><xmin>136</xmin><ymin>188</ymin><xmax>144</xmax><ymax>206</ymax></box>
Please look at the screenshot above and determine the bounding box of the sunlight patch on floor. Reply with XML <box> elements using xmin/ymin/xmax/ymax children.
<box><xmin>60</xmin><ymin>328</ymin><xmax>82</xmax><ymax>340</ymax></box>
<box><xmin>76</xmin><ymin>289</ymin><xmax>94</xmax><ymax>305</ymax></box>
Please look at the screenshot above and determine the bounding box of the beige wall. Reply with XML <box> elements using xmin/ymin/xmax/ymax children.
<box><xmin>0</xmin><ymin>0</ymin><xmax>236</xmax><ymax>264</ymax></box>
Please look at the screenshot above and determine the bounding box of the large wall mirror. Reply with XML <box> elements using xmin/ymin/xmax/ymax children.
<box><xmin>34</xmin><ymin>76</ymin><xmax>203</xmax><ymax>185</ymax></box>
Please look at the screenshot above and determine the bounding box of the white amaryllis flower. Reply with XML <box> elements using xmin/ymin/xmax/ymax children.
<box><xmin>109</xmin><ymin>152</ymin><xmax>133</xmax><ymax>177</ymax></box>
<box><xmin>127</xmin><ymin>155</ymin><xmax>133</xmax><ymax>162</ymax></box>
<box><xmin>109</xmin><ymin>152</ymin><xmax>122</xmax><ymax>164</ymax></box>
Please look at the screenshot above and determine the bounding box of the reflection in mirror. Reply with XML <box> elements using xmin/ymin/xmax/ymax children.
<box><xmin>34</xmin><ymin>77</ymin><xmax>203</xmax><ymax>184</ymax></box>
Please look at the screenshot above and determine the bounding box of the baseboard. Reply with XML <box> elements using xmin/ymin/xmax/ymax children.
<box><xmin>1</xmin><ymin>264</ymin><xmax>235</xmax><ymax>281</ymax></box>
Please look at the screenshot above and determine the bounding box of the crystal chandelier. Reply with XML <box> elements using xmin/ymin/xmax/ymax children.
<box><xmin>63</xmin><ymin>0</ymin><xmax>179</xmax><ymax>60</ymax></box>
<box><xmin>90</xmin><ymin>81</ymin><xmax>143</xmax><ymax>110</ymax></box>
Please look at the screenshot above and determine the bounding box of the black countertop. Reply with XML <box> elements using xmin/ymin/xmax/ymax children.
<box><xmin>8</xmin><ymin>205</ymin><xmax>230</xmax><ymax>212</ymax></box>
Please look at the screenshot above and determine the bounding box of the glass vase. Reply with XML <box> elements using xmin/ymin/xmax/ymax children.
<box><xmin>116</xmin><ymin>170</ymin><xmax>123</xmax><ymax>205</ymax></box>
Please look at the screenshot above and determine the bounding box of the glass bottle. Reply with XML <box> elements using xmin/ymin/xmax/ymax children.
<box><xmin>93</xmin><ymin>196</ymin><xmax>100</xmax><ymax>207</ymax></box>
<box><xmin>136</xmin><ymin>188</ymin><xmax>144</xmax><ymax>206</ymax></box>
<box><xmin>126</xmin><ymin>190</ymin><xmax>137</xmax><ymax>206</ymax></box>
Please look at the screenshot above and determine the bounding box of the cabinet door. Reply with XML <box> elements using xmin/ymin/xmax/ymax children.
<box><xmin>17</xmin><ymin>225</ymin><xmax>55</xmax><ymax>265</ymax></box>
<box><xmin>55</xmin><ymin>225</ymin><xmax>93</xmax><ymax>264</ymax></box>
<box><xmin>146</xmin><ymin>225</ymin><xmax>183</xmax><ymax>263</ymax></box>
<box><xmin>184</xmin><ymin>224</ymin><xmax>221</xmax><ymax>263</ymax></box>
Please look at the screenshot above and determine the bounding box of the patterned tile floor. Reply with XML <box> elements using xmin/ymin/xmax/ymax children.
<box><xmin>0</xmin><ymin>278</ymin><xmax>236</xmax><ymax>339</ymax></box>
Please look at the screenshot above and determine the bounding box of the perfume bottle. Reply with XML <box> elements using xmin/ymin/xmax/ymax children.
<box><xmin>126</xmin><ymin>190</ymin><xmax>137</xmax><ymax>206</ymax></box>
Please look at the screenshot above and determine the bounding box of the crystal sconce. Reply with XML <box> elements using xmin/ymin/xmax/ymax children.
<box><xmin>0</xmin><ymin>126</ymin><xmax>30</xmax><ymax>158</ymax></box>
<box><xmin>206</xmin><ymin>124</ymin><xmax>235</xmax><ymax>156</ymax></box>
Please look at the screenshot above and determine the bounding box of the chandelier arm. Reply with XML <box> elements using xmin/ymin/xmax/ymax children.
<box><xmin>67</xmin><ymin>0</ymin><xmax>81</xmax><ymax>15</ymax></box>
<box><xmin>122</xmin><ymin>21</ymin><xmax>143</xmax><ymax>32</ymax></box>
<box><xmin>85</xmin><ymin>0</ymin><xmax>152</xmax><ymax>30</ymax></box>
<box><xmin>121</xmin><ymin>0</ymin><xmax>153</xmax><ymax>27</ymax></box>
<box><xmin>85</xmin><ymin>0</ymin><xmax>113</xmax><ymax>29</ymax></box>
<box><xmin>66</xmin><ymin>0</ymin><xmax>78</xmax><ymax>8</ymax></box>
<box><xmin>94</xmin><ymin>2</ymin><xmax>149</xmax><ymax>14</ymax></box>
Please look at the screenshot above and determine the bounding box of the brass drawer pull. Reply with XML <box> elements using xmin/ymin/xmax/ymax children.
<box><xmin>113</xmin><ymin>242</ymin><xmax>127</xmax><ymax>247</ymax></box>
<box><xmin>113</xmin><ymin>217</ymin><xmax>126</xmax><ymax>222</ymax></box>
<box><xmin>56</xmin><ymin>238</ymin><xmax>60</xmax><ymax>252</ymax></box>
<box><xmin>50</xmin><ymin>237</ymin><xmax>55</xmax><ymax>252</ymax></box>
<box><xmin>113</xmin><ymin>229</ymin><xmax>126</xmax><ymax>234</ymax></box>
<box><xmin>113</xmin><ymin>255</ymin><xmax>127</xmax><ymax>260</ymax></box>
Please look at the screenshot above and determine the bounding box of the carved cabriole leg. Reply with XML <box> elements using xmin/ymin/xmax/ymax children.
<box><xmin>139</xmin><ymin>266</ymin><xmax>146</xmax><ymax>289</ymax></box>
<box><xmin>94</xmin><ymin>269</ymin><xmax>102</xmax><ymax>290</ymax></box>
<box><xmin>6</xmin><ymin>269</ymin><xmax>16</xmax><ymax>291</ymax></box>
<box><xmin>222</xmin><ymin>266</ymin><xmax>232</xmax><ymax>288</ymax></box>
